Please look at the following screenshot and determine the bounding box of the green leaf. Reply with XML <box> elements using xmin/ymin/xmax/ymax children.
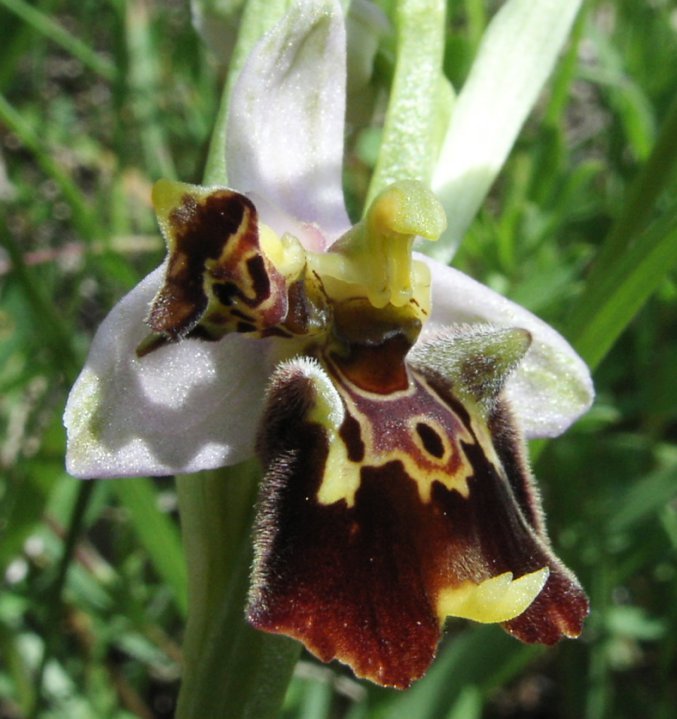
<box><xmin>429</xmin><ymin>0</ymin><xmax>583</xmax><ymax>261</ymax></box>
<box><xmin>607</xmin><ymin>461</ymin><xmax>677</xmax><ymax>535</ymax></box>
<box><xmin>593</xmin><ymin>92</ymin><xmax>677</xmax><ymax>272</ymax></box>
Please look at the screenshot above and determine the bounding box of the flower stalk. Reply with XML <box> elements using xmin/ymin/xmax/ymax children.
<box><xmin>175</xmin><ymin>465</ymin><xmax>301</xmax><ymax>719</ymax></box>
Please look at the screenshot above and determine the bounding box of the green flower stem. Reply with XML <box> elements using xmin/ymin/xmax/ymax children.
<box><xmin>365</xmin><ymin>0</ymin><xmax>448</xmax><ymax>207</ymax></box>
<box><xmin>175</xmin><ymin>465</ymin><xmax>301</xmax><ymax>719</ymax></box>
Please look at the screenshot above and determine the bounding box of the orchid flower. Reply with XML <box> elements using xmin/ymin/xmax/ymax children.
<box><xmin>64</xmin><ymin>0</ymin><xmax>593</xmax><ymax>689</ymax></box>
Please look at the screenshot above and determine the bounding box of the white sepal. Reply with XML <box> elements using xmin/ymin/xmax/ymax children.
<box><xmin>420</xmin><ymin>257</ymin><xmax>593</xmax><ymax>438</ymax></box>
<box><xmin>64</xmin><ymin>268</ymin><xmax>271</xmax><ymax>477</ymax></box>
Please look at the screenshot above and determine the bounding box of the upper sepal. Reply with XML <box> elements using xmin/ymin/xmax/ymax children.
<box><xmin>226</xmin><ymin>0</ymin><xmax>350</xmax><ymax>241</ymax></box>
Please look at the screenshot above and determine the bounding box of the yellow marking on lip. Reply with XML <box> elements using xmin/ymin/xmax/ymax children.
<box><xmin>303</xmin><ymin>359</ymin><xmax>363</xmax><ymax>509</ymax></box>
<box><xmin>314</xmin><ymin>366</ymin><xmax>482</xmax><ymax>507</ymax></box>
<box><xmin>316</xmin><ymin>441</ymin><xmax>362</xmax><ymax>508</ymax></box>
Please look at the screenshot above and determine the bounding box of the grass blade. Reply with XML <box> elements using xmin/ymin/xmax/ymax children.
<box><xmin>0</xmin><ymin>0</ymin><xmax>117</xmax><ymax>81</ymax></box>
<box><xmin>112</xmin><ymin>477</ymin><xmax>188</xmax><ymax>616</ymax></box>
<box><xmin>568</xmin><ymin>208</ymin><xmax>677</xmax><ymax>369</ymax></box>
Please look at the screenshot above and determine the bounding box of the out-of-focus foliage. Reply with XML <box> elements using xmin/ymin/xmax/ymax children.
<box><xmin>0</xmin><ymin>0</ymin><xmax>675</xmax><ymax>717</ymax></box>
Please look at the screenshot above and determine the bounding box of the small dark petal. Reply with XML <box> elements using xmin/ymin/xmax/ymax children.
<box><xmin>149</xmin><ymin>190</ymin><xmax>248</xmax><ymax>337</ymax></box>
<box><xmin>149</xmin><ymin>184</ymin><xmax>289</xmax><ymax>340</ymax></box>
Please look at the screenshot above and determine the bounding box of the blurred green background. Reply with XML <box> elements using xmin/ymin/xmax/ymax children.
<box><xmin>0</xmin><ymin>0</ymin><xmax>676</xmax><ymax>717</ymax></box>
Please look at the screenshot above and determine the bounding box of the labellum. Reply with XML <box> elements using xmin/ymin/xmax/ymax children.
<box><xmin>141</xmin><ymin>178</ymin><xmax>588</xmax><ymax>688</ymax></box>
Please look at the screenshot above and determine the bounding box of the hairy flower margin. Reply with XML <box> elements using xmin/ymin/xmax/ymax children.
<box><xmin>65</xmin><ymin>0</ymin><xmax>593</xmax><ymax>689</ymax></box>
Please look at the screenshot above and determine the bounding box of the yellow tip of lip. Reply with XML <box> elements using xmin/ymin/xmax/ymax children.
<box><xmin>436</xmin><ymin>567</ymin><xmax>549</xmax><ymax>624</ymax></box>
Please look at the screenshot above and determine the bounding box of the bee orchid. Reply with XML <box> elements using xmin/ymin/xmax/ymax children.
<box><xmin>65</xmin><ymin>0</ymin><xmax>593</xmax><ymax>689</ymax></box>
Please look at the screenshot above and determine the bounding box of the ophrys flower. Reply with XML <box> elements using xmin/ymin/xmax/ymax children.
<box><xmin>65</xmin><ymin>0</ymin><xmax>593</xmax><ymax>688</ymax></box>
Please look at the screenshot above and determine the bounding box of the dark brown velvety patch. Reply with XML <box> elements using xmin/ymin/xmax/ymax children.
<box><xmin>245</xmin><ymin>255</ymin><xmax>271</xmax><ymax>301</ymax></box>
<box><xmin>488</xmin><ymin>400</ymin><xmax>546</xmax><ymax>536</ymax></box>
<box><xmin>339</xmin><ymin>413</ymin><xmax>365</xmax><ymax>462</ymax></box>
